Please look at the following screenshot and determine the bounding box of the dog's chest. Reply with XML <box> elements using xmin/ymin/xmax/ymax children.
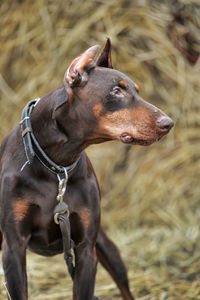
<box><xmin>26</xmin><ymin>181</ymin><xmax>98</xmax><ymax>256</ymax></box>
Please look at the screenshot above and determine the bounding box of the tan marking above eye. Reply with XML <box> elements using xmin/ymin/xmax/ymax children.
<box><xmin>119</xmin><ymin>80</ymin><xmax>128</xmax><ymax>88</ymax></box>
<box><xmin>80</xmin><ymin>207</ymin><xmax>91</xmax><ymax>229</ymax></box>
<box><xmin>13</xmin><ymin>199</ymin><xmax>31</xmax><ymax>222</ymax></box>
<box><xmin>93</xmin><ymin>103</ymin><xmax>103</xmax><ymax>117</ymax></box>
<box><xmin>135</xmin><ymin>83</ymin><xmax>139</xmax><ymax>92</ymax></box>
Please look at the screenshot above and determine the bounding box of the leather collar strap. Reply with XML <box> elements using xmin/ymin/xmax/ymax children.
<box><xmin>20</xmin><ymin>98</ymin><xmax>80</xmax><ymax>175</ymax></box>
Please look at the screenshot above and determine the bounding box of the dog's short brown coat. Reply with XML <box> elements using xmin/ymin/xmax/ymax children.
<box><xmin>0</xmin><ymin>39</ymin><xmax>173</xmax><ymax>300</ymax></box>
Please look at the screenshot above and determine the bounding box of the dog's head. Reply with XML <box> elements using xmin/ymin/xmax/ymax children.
<box><xmin>62</xmin><ymin>39</ymin><xmax>173</xmax><ymax>146</ymax></box>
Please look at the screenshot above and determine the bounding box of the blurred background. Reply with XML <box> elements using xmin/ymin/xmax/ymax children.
<box><xmin>0</xmin><ymin>0</ymin><xmax>200</xmax><ymax>299</ymax></box>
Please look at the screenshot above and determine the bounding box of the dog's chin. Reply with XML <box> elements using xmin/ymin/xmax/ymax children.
<box><xmin>120</xmin><ymin>133</ymin><xmax>159</xmax><ymax>146</ymax></box>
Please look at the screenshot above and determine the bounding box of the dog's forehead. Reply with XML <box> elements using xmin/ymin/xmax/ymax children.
<box><xmin>90</xmin><ymin>67</ymin><xmax>136</xmax><ymax>90</ymax></box>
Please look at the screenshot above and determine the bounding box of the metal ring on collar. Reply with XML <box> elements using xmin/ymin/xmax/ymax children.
<box><xmin>54</xmin><ymin>209</ymin><xmax>70</xmax><ymax>224</ymax></box>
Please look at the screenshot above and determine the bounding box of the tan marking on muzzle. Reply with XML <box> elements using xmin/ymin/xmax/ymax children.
<box><xmin>97</xmin><ymin>106</ymin><xmax>157</xmax><ymax>140</ymax></box>
<box><xmin>93</xmin><ymin>103</ymin><xmax>103</xmax><ymax>118</ymax></box>
<box><xmin>13</xmin><ymin>199</ymin><xmax>31</xmax><ymax>222</ymax></box>
<box><xmin>80</xmin><ymin>207</ymin><xmax>91</xmax><ymax>229</ymax></box>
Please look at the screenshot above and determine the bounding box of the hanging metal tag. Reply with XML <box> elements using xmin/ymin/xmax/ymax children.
<box><xmin>56</xmin><ymin>168</ymin><xmax>68</xmax><ymax>203</ymax></box>
<box><xmin>54</xmin><ymin>168</ymin><xmax>69</xmax><ymax>224</ymax></box>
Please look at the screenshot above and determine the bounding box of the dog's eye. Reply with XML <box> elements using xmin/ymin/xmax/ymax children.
<box><xmin>112</xmin><ymin>87</ymin><xmax>121</xmax><ymax>95</ymax></box>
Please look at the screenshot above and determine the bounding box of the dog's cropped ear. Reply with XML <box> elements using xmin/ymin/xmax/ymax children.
<box><xmin>64</xmin><ymin>45</ymin><xmax>100</xmax><ymax>88</ymax></box>
<box><xmin>96</xmin><ymin>38</ymin><xmax>113</xmax><ymax>68</ymax></box>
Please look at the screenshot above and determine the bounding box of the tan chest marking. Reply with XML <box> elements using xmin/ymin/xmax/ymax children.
<box><xmin>13</xmin><ymin>199</ymin><xmax>31</xmax><ymax>222</ymax></box>
<box><xmin>80</xmin><ymin>207</ymin><xmax>91</xmax><ymax>229</ymax></box>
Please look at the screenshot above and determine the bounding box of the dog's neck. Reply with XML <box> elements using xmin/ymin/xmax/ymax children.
<box><xmin>31</xmin><ymin>85</ymin><xmax>92</xmax><ymax>166</ymax></box>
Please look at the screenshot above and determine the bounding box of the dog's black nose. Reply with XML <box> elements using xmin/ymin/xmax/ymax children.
<box><xmin>156</xmin><ymin>116</ymin><xmax>174</xmax><ymax>132</ymax></box>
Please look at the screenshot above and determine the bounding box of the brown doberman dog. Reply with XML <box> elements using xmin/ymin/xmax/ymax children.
<box><xmin>0</xmin><ymin>39</ymin><xmax>173</xmax><ymax>300</ymax></box>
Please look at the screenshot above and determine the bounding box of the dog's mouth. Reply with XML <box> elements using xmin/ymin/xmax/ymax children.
<box><xmin>120</xmin><ymin>133</ymin><xmax>161</xmax><ymax>146</ymax></box>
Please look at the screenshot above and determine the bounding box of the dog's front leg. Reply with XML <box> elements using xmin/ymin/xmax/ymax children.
<box><xmin>2</xmin><ymin>234</ymin><xmax>28</xmax><ymax>300</ymax></box>
<box><xmin>73</xmin><ymin>243</ymin><xmax>98</xmax><ymax>300</ymax></box>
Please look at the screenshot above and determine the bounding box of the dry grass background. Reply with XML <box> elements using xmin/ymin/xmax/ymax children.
<box><xmin>0</xmin><ymin>0</ymin><xmax>200</xmax><ymax>299</ymax></box>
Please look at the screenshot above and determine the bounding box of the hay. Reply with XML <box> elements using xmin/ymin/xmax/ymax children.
<box><xmin>0</xmin><ymin>0</ymin><xmax>200</xmax><ymax>299</ymax></box>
